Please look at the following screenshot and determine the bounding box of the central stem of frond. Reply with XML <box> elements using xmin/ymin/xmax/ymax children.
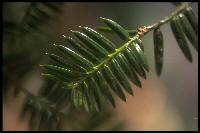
<box><xmin>68</xmin><ymin>35</ymin><xmax>140</xmax><ymax>88</ymax></box>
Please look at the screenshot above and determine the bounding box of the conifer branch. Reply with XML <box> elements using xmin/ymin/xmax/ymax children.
<box><xmin>137</xmin><ymin>2</ymin><xmax>192</xmax><ymax>37</ymax></box>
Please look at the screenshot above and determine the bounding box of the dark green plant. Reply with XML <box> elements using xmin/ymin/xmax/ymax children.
<box><xmin>40</xmin><ymin>2</ymin><xmax>198</xmax><ymax>112</ymax></box>
<box><xmin>3</xmin><ymin>2</ymin><xmax>63</xmax><ymax>97</ymax></box>
<box><xmin>3</xmin><ymin>2</ymin><xmax>125</xmax><ymax>131</ymax></box>
<box><xmin>3</xmin><ymin>2</ymin><xmax>198</xmax><ymax>131</ymax></box>
<box><xmin>19</xmin><ymin>80</ymin><xmax>124</xmax><ymax>131</ymax></box>
<box><xmin>41</xmin><ymin>18</ymin><xmax>148</xmax><ymax>112</ymax></box>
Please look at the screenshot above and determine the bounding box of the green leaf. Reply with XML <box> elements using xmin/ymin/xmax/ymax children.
<box><xmin>41</xmin><ymin>65</ymin><xmax>82</xmax><ymax>77</ymax></box>
<box><xmin>41</xmin><ymin>73</ymin><xmax>66</xmax><ymax>84</ymax></box>
<box><xmin>124</xmin><ymin>48</ymin><xmax>147</xmax><ymax>79</ymax></box>
<box><xmin>96</xmin><ymin>26</ymin><xmax>137</xmax><ymax>37</ymax></box>
<box><xmin>87</xmin><ymin>77</ymin><xmax>102</xmax><ymax>111</ymax></box>
<box><xmin>72</xmin><ymin>86</ymin><xmax>84</xmax><ymax>108</ymax></box>
<box><xmin>71</xmin><ymin>30</ymin><xmax>109</xmax><ymax>58</ymax></box>
<box><xmin>129</xmin><ymin>42</ymin><xmax>149</xmax><ymax>72</ymax></box>
<box><xmin>184</xmin><ymin>7</ymin><xmax>198</xmax><ymax>35</ymax></box>
<box><xmin>54</xmin><ymin>44</ymin><xmax>93</xmax><ymax>69</ymax></box>
<box><xmin>116</xmin><ymin>53</ymin><xmax>142</xmax><ymax>88</ymax></box>
<box><xmin>135</xmin><ymin>38</ymin><xmax>144</xmax><ymax>52</ymax></box>
<box><xmin>100</xmin><ymin>17</ymin><xmax>130</xmax><ymax>41</ymax></box>
<box><xmin>65</xmin><ymin>36</ymin><xmax>100</xmax><ymax>64</ymax></box>
<box><xmin>46</xmin><ymin>53</ymin><xmax>86</xmax><ymax>73</ymax></box>
<box><xmin>82</xmin><ymin>82</ymin><xmax>95</xmax><ymax>112</ymax></box>
<box><xmin>109</xmin><ymin>58</ymin><xmax>133</xmax><ymax>96</ymax></box>
<box><xmin>42</xmin><ymin>69</ymin><xmax>70</xmax><ymax>83</ymax></box>
<box><xmin>170</xmin><ymin>17</ymin><xmax>193</xmax><ymax>62</ymax></box>
<box><xmin>102</xmin><ymin>65</ymin><xmax>126</xmax><ymax>101</ymax></box>
<box><xmin>153</xmin><ymin>27</ymin><xmax>164</xmax><ymax>76</ymax></box>
<box><xmin>178</xmin><ymin>13</ymin><xmax>198</xmax><ymax>52</ymax></box>
<box><xmin>96</xmin><ymin>26</ymin><xmax>114</xmax><ymax>33</ymax></box>
<box><xmin>95</xmin><ymin>71</ymin><xmax>116</xmax><ymax>107</ymax></box>
<box><xmin>80</xmin><ymin>26</ymin><xmax>116</xmax><ymax>52</ymax></box>
<box><xmin>41</xmin><ymin>65</ymin><xmax>84</xmax><ymax>82</ymax></box>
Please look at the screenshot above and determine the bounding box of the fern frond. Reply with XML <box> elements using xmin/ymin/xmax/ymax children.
<box><xmin>20</xmin><ymin>81</ymin><xmax>124</xmax><ymax>131</ymax></box>
<box><xmin>3</xmin><ymin>2</ymin><xmax>63</xmax><ymax>50</ymax></box>
<box><xmin>41</xmin><ymin>17</ymin><xmax>148</xmax><ymax>112</ymax></box>
<box><xmin>20</xmin><ymin>82</ymin><xmax>75</xmax><ymax>130</ymax></box>
<box><xmin>17</xmin><ymin>2</ymin><xmax>62</xmax><ymax>35</ymax></box>
<box><xmin>20</xmin><ymin>93</ymin><xmax>65</xmax><ymax>131</ymax></box>
<box><xmin>3</xmin><ymin>3</ymin><xmax>63</xmax><ymax>98</ymax></box>
<box><xmin>40</xmin><ymin>3</ymin><xmax>198</xmax><ymax>112</ymax></box>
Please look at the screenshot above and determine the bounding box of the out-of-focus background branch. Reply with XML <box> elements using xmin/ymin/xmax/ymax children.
<box><xmin>3</xmin><ymin>2</ymin><xmax>198</xmax><ymax>131</ymax></box>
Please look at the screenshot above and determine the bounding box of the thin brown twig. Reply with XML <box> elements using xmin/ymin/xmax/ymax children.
<box><xmin>137</xmin><ymin>2</ymin><xmax>192</xmax><ymax>37</ymax></box>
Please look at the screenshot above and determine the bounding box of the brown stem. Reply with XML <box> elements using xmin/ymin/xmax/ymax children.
<box><xmin>137</xmin><ymin>2</ymin><xmax>192</xmax><ymax>37</ymax></box>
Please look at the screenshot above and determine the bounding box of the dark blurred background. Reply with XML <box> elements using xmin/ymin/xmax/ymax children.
<box><xmin>3</xmin><ymin>2</ymin><xmax>198</xmax><ymax>131</ymax></box>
